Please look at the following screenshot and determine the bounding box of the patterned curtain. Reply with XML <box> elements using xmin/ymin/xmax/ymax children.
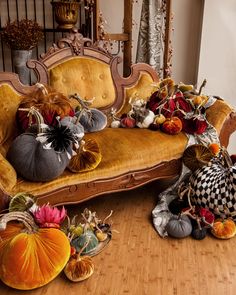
<box><xmin>136</xmin><ymin>0</ymin><xmax>165</xmax><ymax>77</ymax></box>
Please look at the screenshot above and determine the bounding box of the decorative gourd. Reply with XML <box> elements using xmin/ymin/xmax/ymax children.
<box><xmin>8</xmin><ymin>192</ymin><xmax>36</xmax><ymax>212</ymax></box>
<box><xmin>17</xmin><ymin>83</ymin><xmax>74</xmax><ymax>131</ymax></box>
<box><xmin>72</xmin><ymin>93</ymin><xmax>107</xmax><ymax>133</ymax></box>
<box><xmin>191</xmin><ymin>226</ymin><xmax>207</xmax><ymax>240</ymax></box>
<box><xmin>64</xmin><ymin>239</ymin><xmax>94</xmax><ymax>282</ymax></box>
<box><xmin>71</xmin><ymin>229</ymin><xmax>99</xmax><ymax>255</ymax></box>
<box><xmin>166</xmin><ymin>214</ymin><xmax>192</xmax><ymax>238</ymax></box>
<box><xmin>120</xmin><ymin>116</ymin><xmax>136</xmax><ymax>128</ymax></box>
<box><xmin>0</xmin><ymin>211</ymin><xmax>70</xmax><ymax>290</ymax></box>
<box><xmin>7</xmin><ymin>107</ymin><xmax>74</xmax><ymax>182</ymax></box>
<box><xmin>168</xmin><ymin>197</ymin><xmax>189</xmax><ymax>215</ymax></box>
<box><xmin>67</xmin><ymin>139</ymin><xmax>102</xmax><ymax>173</ymax></box>
<box><xmin>211</xmin><ymin>218</ymin><xmax>236</xmax><ymax>239</ymax></box>
<box><xmin>161</xmin><ymin>116</ymin><xmax>182</xmax><ymax>135</ymax></box>
<box><xmin>189</xmin><ymin>148</ymin><xmax>236</xmax><ymax>220</ymax></box>
<box><xmin>183</xmin><ymin>144</ymin><xmax>213</xmax><ymax>171</ymax></box>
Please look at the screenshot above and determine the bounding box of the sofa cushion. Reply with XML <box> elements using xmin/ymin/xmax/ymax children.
<box><xmin>8</xmin><ymin>128</ymin><xmax>188</xmax><ymax>196</ymax></box>
<box><xmin>49</xmin><ymin>57</ymin><xmax>116</xmax><ymax>108</ymax></box>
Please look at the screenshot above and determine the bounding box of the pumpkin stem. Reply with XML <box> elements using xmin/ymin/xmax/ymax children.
<box><xmin>77</xmin><ymin>237</ymin><xmax>91</xmax><ymax>257</ymax></box>
<box><xmin>18</xmin><ymin>106</ymin><xmax>46</xmax><ymax>134</ymax></box>
<box><xmin>197</xmin><ymin>79</ymin><xmax>207</xmax><ymax>95</ymax></box>
<box><xmin>102</xmin><ymin>210</ymin><xmax>113</xmax><ymax>224</ymax></box>
<box><xmin>0</xmin><ymin>211</ymin><xmax>38</xmax><ymax>233</ymax></box>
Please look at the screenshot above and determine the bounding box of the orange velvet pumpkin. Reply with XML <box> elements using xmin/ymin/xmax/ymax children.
<box><xmin>211</xmin><ymin>218</ymin><xmax>236</xmax><ymax>239</ymax></box>
<box><xmin>161</xmin><ymin>116</ymin><xmax>182</xmax><ymax>135</ymax></box>
<box><xmin>0</xmin><ymin>212</ymin><xmax>71</xmax><ymax>290</ymax></box>
<box><xmin>17</xmin><ymin>83</ymin><xmax>74</xmax><ymax>131</ymax></box>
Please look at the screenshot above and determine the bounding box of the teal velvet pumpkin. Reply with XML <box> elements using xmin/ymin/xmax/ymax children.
<box><xmin>71</xmin><ymin>230</ymin><xmax>99</xmax><ymax>254</ymax></box>
<box><xmin>75</xmin><ymin>109</ymin><xmax>107</xmax><ymax>133</ymax></box>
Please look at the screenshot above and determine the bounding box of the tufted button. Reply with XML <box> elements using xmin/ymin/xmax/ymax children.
<box><xmin>102</xmin><ymin>94</ymin><xmax>107</xmax><ymax>99</ymax></box>
<box><xmin>81</xmin><ymin>76</ymin><xmax>86</xmax><ymax>80</ymax></box>
<box><xmin>62</xmin><ymin>78</ymin><xmax>67</xmax><ymax>83</ymax></box>
<box><xmin>99</xmin><ymin>74</ymin><xmax>104</xmax><ymax>79</ymax></box>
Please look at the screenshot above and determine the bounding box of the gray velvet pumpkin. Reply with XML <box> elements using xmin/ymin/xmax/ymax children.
<box><xmin>166</xmin><ymin>215</ymin><xmax>192</xmax><ymax>238</ymax></box>
<box><xmin>7</xmin><ymin>107</ymin><xmax>74</xmax><ymax>182</ymax></box>
<box><xmin>76</xmin><ymin>109</ymin><xmax>107</xmax><ymax>133</ymax></box>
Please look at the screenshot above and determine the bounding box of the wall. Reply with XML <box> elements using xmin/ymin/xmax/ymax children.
<box><xmin>197</xmin><ymin>0</ymin><xmax>236</xmax><ymax>153</ymax></box>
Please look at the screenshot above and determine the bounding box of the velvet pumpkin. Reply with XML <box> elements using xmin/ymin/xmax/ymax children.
<box><xmin>161</xmin><ymin>116</ymin><xmax>183</xmax><ymax>135</ymax></box>
<box><xmin>211</xmin><ymin>218</ymin><xmax>236</xmax><ymax>239</ymax></box>
<box><xmin>75</xmin><ymin>108</ymin><xmax>107</xmax><ymax>133</ymax></box>
<box><xmin>67</xmin><ymin>139</ymin><xmax>102</xmax><ymax>173</ymax></box>
<box><xmin>7</xmin><ymin>107</ymin><xmax>74</xmax><ymax>182</ymax></box>
<box><xmin>17</xmin><ymin>83</ymin><xmax>74</xmax><ymax>131</ymax></box>
<box><xmin>0</xmin><ymin>212</ymin><xmax>71</xmax><ymax>290</ymax></box>
<box><xmin>166</xmin><ymin>214</ymin><xmax>192</xmax><ymax>238</ymax></box>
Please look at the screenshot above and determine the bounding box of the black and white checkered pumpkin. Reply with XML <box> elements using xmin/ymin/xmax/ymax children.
<box><xmin>189</xmin><ymin>161</ymin><xmax>236</xmax><ymax>220</ymax></box>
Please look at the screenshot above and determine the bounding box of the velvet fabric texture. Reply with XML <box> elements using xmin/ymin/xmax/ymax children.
<box><xmin>0</xmin><ymin>223</ymin><xmax>70</xmax><ymax>290</ymax></box>
<box><xmin>49</xmin><ymin>57</ymin><xmax>116</xmax><ymax>108</ymax></box>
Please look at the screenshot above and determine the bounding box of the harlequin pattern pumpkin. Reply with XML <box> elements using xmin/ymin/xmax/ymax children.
<box><xmin>189</xmin><ymin>161</ymin><xmax>236</xmax><ymax>220</ymax></box>
<box><xmin>67</xmin><ymin>139</ymin><xmax>102</xmax><ymax>173</ymax></box>
<box><xmin>0</xmin><ymin>212</ymin><xmax>71</xmax><ymax>290</ymax></box>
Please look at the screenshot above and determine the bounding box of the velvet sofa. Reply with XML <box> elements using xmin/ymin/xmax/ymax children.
<box><xmin>0</xmin><ymin>29</ymin><xmax>236</xmax><ymax>209</ymax></box>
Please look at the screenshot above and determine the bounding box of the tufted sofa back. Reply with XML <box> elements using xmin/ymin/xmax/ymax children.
<box><xmin>49</xmin><ymin>57</ymin><xmax>116</xmax><ymax>109</ymax></box>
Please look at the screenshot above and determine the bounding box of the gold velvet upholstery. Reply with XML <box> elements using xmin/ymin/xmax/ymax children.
<box><xmin>0</xmin><ymin>78</ymin><xmax>234</xmax><ymax>200</ymax></box>
<box><xmin>118</xmin><ymin>72</ymin><xmax>156</xmax><ymax>115</ymax></box>
<box><xmin>49</xmin><ymin>57</ymin><xmax>116</xmax><ymax>108</ymax></box>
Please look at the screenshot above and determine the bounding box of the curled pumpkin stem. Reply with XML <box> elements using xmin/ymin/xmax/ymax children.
<box><xmin>18</xmin><ymin>106</ymin><xmax>46</xmax><ymax>133</ymax></box>
<box><xmin>0</xmin><ymin>211</ymin><xmax>38</xmax><ymax>233</ymax></box>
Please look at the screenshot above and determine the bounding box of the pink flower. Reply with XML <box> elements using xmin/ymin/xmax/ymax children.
<box><xmin>33</xmin><ymin>204</ymin><xmax>67</xmax><ymax>228</ymax></box>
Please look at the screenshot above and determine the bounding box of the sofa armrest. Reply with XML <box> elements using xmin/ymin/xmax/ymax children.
<box><xmin>0</xmin><ymin>152</ymin><xmax>17</xmax><ymax>195</ymax></box>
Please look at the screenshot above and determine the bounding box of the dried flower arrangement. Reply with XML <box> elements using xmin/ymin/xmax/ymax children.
<box><xmin>1</xmin><ymin>19</ymin><xmax>44</xmax><ymax>50</ymax></box>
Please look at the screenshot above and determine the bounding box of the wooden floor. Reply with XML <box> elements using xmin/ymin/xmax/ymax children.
<box><xmin>0</xmin><ymin>180</ymin><xmax>236</xmax><ymax>295</ymax></box>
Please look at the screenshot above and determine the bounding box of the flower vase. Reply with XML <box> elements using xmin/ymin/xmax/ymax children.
<box><xmin>12</xmin><ymin>49</ymin><xmax>32</xmax><ymax>85</ymax></box>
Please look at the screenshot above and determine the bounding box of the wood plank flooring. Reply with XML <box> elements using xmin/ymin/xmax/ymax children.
<box><xmin>0</xmin><ymin>180</ymin><xmax>236</xmax><ymax>295</ymax></box>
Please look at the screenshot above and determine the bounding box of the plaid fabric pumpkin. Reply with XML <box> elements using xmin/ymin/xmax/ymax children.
<box><xmin>189</xmin><ymin>161</ymin><xmax>236</xmax><ymax>220</ymax></box>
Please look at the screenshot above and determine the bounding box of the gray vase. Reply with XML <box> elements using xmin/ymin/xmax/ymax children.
<box><xmin>12</xmin><ymin>49</ymin><xmax>32</xmax><ymax>85</ymax></box>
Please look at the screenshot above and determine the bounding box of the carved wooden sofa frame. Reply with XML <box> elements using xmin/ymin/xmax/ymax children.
<box><xmin>0</xmin><ymin>30</ymin><xmax>236</xmax><ymax>209</ymax></box>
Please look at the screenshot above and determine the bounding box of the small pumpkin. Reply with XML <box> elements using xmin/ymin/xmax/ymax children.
<box><xmin>120</xmin><ymin>116</ymin><xmax>136</xmax><ymax>128</ymax></box>
<box><xmin>191</xmin><ymin>226</ymin><xmax>207</xmax><ymax>240</ymax></box>
<box><xmin>7</xmin><ymin>107</ymin><xmax>75</xmax><ymax>182</ymax></box>
<box><xmin>0</xmin><ymin>211</ymin><xmax>71</xmax><ymax>290</ymax></box>
<box><xmin>71</xmin><ymin>229</ymin><xmax>99</xmax><ymax>255</ymax></box>
<box><xmin>161</xmin><ymin>116</ymin><xmax>182</xmax><ymax>135</ymax></box>
<box><xmin>211</xmin><ymin>218</ymin><xmax>236</xmax><ymax>239</ymax></box>
<box><xmin>64</xmin><ymin>240</ymin><xmax>94</xmax><ymax>282</ymax></box>
<box><xmin>17</xmin><ymin>83</ymin><xmax>74</xmax><ymax>131</ymax></box>
<box><xmin>8</xmin><ymin>192</ymin><xmax>36</xmax><ymax>212</ymax></box>
<box><xmin>67</xmin><ymin>138</ymin><xmax>102</xmax><ymax>173</ymax></box>
<box><xmin>166</xmin><ymin>214</ymin><xmax>192</xmax><ymax>238</ymax></box>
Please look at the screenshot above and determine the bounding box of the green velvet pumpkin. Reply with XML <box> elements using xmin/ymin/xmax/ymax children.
<box><xmin>166</xmin><ymin>215</ymin><xmax>192</xmax><ymax>238</ymax></box>
<box><xmin>7</xmin><ymin>108</ymin><xmax>74</xmax><ymax>182</ymax></box>
<box><xmin>71</xmin><ymin>230</ymin><xmax>99</xmax><ymax>255</ymax></box>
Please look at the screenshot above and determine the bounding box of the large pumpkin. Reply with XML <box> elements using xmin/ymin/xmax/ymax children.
<box><xmin>0</xmin><ymin>212</ymin><xmax>70</xmax><ymax>290</ymax></box>
<box><xmin>7</xmin><ymin>107</ymin><xmax>74</xmax><ymax>181</ymax></box>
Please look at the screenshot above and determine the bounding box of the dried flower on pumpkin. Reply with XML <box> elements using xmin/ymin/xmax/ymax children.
<box><xmin>33</xmin><ymin>204</ymin><xmax>67</xmax><ymax>228</ymax></box>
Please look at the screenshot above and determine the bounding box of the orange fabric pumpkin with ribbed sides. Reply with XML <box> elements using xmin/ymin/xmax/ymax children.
<box><xmin>211</xmin><ymin>218</ymin><xmax>236</xmax><ymax>239</ymax></box>
<box><xmin>68</xmin><ymin>138</ymin><xmax>102</xmax><ymax>173</ymax></box>
<box><xmin>0</xmin><ymin>212</ymin><xmax>70</xmax><ymax>290</ymax></box>
<box><xmin>17</xmin><ymin>83</ymin><xmax>75</xmax><ymax>131</ymax></box>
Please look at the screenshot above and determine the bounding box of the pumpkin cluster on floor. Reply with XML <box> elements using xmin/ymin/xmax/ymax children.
<box><xmin>0</xmin><ymin>194</ymin><xmax>112</xmax><ymax>290</ymax></box>
<box><xmin>166</xmin><ymin>143</ymin><xmax>236</xmax><ymax>240</ymax></box>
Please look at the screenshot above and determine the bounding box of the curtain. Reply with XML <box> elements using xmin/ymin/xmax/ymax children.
<box><xmin>136</xmin><ymin>0</ymin><xmax>165</xmax><ymax>76</ymax></box>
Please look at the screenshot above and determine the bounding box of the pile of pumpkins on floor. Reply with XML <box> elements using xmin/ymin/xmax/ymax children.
<box><xmin>165</xmin><ymin>143</ymin><xmax>236</xmax><ymax>240</ymax></box>
<box><xmin>0</xmin><ymin>193</ymin><xmax>112</xmax><ymax>290</ymax></box>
